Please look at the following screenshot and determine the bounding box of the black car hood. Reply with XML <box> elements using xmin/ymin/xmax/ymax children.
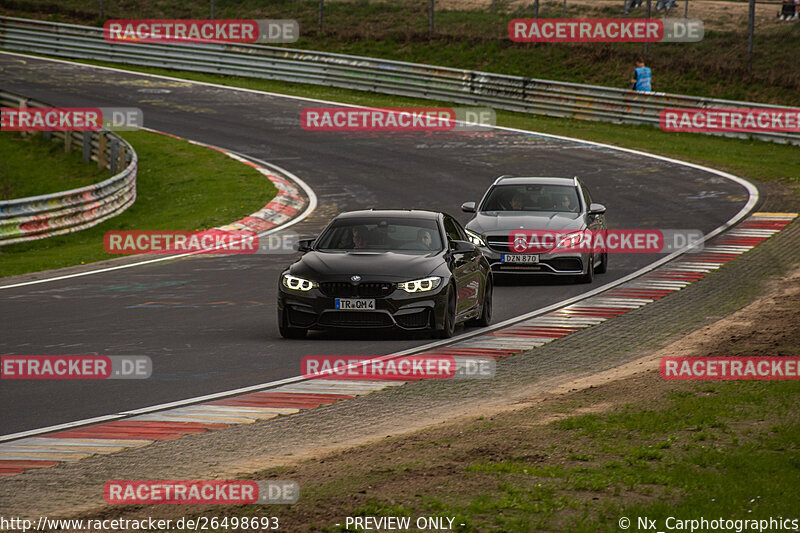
<box><xmin>289</xmin><ymin>250</ymin><xmax>442</xmax><ymax>282</ymax></box>
<box><xmin>466</xmin><ymin>211</ymin><xmax>584</xmax><ymax>235</ymax></box>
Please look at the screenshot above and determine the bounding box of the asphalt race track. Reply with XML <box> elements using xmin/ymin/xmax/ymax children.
<box><xmin>0</xmin><ymin>53</ymin><xmax>752</xmax><ymax>435</ymax></box>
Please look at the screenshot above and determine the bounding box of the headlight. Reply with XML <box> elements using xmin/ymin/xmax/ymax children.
<box><xmin>398</xmin><ymin>276</ymin><xmax>442</xmax><ymax>293</ymax></box>
<box><xmin>282</xmin><ymin>273</ymin><xmax>317</xmax><ymax>291</ymax></box>
<box><xmin>465</xmin><ymin>229</ymin><xmax>486</xmax><ymax>247</ymax></box>
<box><xmin>557</xmin><ymin>231</ymin><xmax>584</xmax><ymax>250</ymax></box>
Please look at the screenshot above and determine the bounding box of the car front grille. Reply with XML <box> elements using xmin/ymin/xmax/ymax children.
<box><xmin>486</xmin><ymin>238</ymin><xmax>512</xmax><ymax>254</ymax></box>
<box><xmin>287</xmin><ymin>307</ymin><xmax>317</xmax><ymax>327</ymax></box>
<box><xmin>488</xmin><ymin>238</ymin><xmax>565</xmax><ymax>255</ymax></box>
<box><xmin>319</xmin><ymin>311</ymin><xmax>394</xmax><ymax>327</ymax></box>
<box><xmin>546</xmin><ymin>257</ymin><xmax>583</xmax><ymax>271</ymax></box>
<box><xmin>493</xmin><ymin>258</ymin><xmax>583</xmax><ymax>273</ymax></box>
<box><xmin>395</xmin><ymin>309</ymin><xmax>430</xmax><ymax>329</ymax></box>
<box><xmin>319</xmin><ymin>282</ymin><xmax>395</xmax><ymax>298</ymax></box>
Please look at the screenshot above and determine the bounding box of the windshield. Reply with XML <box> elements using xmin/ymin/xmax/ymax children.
<box><xmin>480</xmin><ymin>184</ymin><xmax>581</xmax><ymax>213</ymax></box>
<box><xmin>315</xmin><ymin>217</ymin><xmax>444</xmax><ymax>252</ymax></box>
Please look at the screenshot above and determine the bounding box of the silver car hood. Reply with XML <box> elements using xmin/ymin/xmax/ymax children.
<box><xmin>466</xmin><ymin>211</ymin><xmax>585</xmax><ymax>235</ymax></box>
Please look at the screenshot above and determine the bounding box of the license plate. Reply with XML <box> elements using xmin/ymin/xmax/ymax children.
<box><xmin>335</xmin><ymin>298</ymin><xmax>376</xmax><ymax>310</ymax></box>
<box><xmin>502</xmin><ymin>254</ymin><xmax>539</xmax><ymax>263</ymax></box>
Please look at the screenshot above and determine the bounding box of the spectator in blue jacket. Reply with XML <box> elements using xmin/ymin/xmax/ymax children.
<box><xmin>631</xmin><ymin>59</ymin><xmax>652</xmax><ymax>92</ymax></box>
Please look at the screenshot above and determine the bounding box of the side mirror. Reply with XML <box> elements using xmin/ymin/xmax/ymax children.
<box><xmin>588</xmin><ymin>203</ymin><xmax>606</xmax><ymax>216</ymax></box>
<box><xmin>296</xmin><ymin>238</ymin><xmax>315</xmax><ymax>252</ymax></box>
<box><xmin>450</xmin><ymin>240</ymin><xmax>476</xmax><ymax>254</ymax></box>
<box><xmin>461</xmin><ymin>201</ymin><xmax>476</xmax><ymax>213</ymax></box>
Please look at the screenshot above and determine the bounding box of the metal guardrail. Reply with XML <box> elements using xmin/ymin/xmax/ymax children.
<box><xmin>1</xmin><ymin>16</ymin><xmax>797</xmax><ymax>146</ymax></box>
<box><xmin>0</xmin><ymin>90</ymin><xmax>138</xmax><ymax>246</ymax></box>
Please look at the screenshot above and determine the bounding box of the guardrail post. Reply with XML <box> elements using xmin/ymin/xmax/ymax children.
<box><xmin>318</xmin><ymin>0</ymin><xmax>324</xmax><ymax>32</ymax></box>
<box><xmin>428</xmin><ymin>0</ymin><xmax>435</xmax><ymax>37</ymax></box>
<box><xmin>747</xmin><ymin>0</ymin><xmax>755</xmax><ymax>73</ymax></box>
<box><xmin>120</xmin><ymin>143</ymin><xmax>127</xmax><ymax>172</ymax></box>
<box><xmin>98</xmin><ymin>132</ymin><xmax>107</xmax><ymax>169</ymax></box>
<box><xmin>82</xmin><ymin>131</ymin><xmax>92</xmax><ymax>162</ymax></box>
<box><xmin>19</xmin><ymin>98</ymin><xmax>28</xmax><ymax>137</ymax></box>
<box><xmin>643</xmin><ymin>0</ymin><xmax>652</xmax><ymax>58</ymax></box>
<box><xmin>110</xmin><ymin>137</ymin><xmax>119</xmax><ymax>174</ymax></box>
<box><xmin>65</xmin><ymin>131</ymin><xmax>72</xmax><ymax>153</ymax></box>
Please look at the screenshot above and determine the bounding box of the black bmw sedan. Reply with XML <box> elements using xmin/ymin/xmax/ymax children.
<box><xmin>277</xmin><ymin>210</ymin><xmax>493</xmax><ymax>339</ymax></box>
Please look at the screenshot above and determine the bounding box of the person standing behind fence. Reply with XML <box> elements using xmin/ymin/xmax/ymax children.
<box><xmin>631</xmin><ymin>59</ymin><xmax>652</xmax><ymax>92</ymax></box>
<box><xmin>779</xmin><ymin>0</ymin><xmax>797</xmax><ymax>20</ymax></box>
<box><xmin>624</xmin><ymin>0</ymin><xmax>644</xmax><ymax>15</ymax></box>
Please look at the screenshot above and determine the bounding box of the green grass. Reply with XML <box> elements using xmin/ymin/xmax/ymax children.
<box><xmin>0</xmin><ymin>129</ymin><xmax>277</xmax><ymax>277</ymax></box>
<box><xmin>214</xmin><ymin>383</ymin><xmax>798</xmax><ymax>532</ymax></box>
<box><xmin>382</xmin><ymin>382</ymin><xmax>800</xmax><ymax>532</ymax></box>
<box><xmin>0</xmin><ymin>132</ymin><xmax>109</xmax><ymax>200</ymax></box>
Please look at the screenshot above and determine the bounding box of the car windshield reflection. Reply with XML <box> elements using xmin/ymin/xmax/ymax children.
<box><xmin>315</xmin><ymin>217</ymin><xmax>444</xmax><ymax>252</ymax></box>
<box><xmin>481</xmin><ymin>184</ymin><xmax>581</xmax><ymax>213</ymax></box>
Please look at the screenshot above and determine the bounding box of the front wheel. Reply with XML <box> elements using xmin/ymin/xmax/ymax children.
<box><xmin>467</xmin><ymin>276</ymin><xmax>492</xmax><ymax>327</ymax></box>
<box><xmin>278</xmin><ymin>307</ymin><xmax>307</xmax><ymax>339</ymax></box>
<box><xmin>436</xmin><ymin>285</ymin><xmax>457</xmax><ymax>339</ymax></box>
<box><xmin>595</xmin><ymin>252</ymin><xmax>608</xmax><ymax>274</ymax></box>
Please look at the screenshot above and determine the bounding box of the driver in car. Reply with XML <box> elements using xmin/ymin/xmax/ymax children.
<box><xmin>510</xmin><ymin>193</ymin><xmax>526</xmax><ymax>210</ymax></box>
<box><xmin>555</xmin><ymin>194</ymin><xmax>576</xmax><ymax>212</ymax></box>
<box><xmin>351</xmin><ymin>226</ymin><xmax>369</xmax><ymax>249</ymax></box>
<box><xmin>417</xmin><ymin>228</ymin><xmax>434</xmax><ymax>249</ymax></box>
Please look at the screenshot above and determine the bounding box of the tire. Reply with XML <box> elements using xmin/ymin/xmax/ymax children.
<box><xmin>595</xmin><ymin>252</ymin><xmax>608</xmax><ymax>274</ymax></box>
<box><xmin>467</xmin><ymin>276</ymin><xmax>493</xmax><ymax>327</ymax></box>
<box><xmin>436</xmin><ymin>285</ymin><xmax>457</xmax><ymax>338</ymax></box>
<box><xmin>279</xmin><ymin>307</ymin><xmax>307</xmax><ymax>339</ymax></box>
<box><xmin>576</xmin><ymin>256</ymin><xmax>594</xmax><ymax>284</ymax></box>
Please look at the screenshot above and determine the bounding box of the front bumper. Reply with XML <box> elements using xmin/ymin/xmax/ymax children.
<box><xmin>479</xmin><ymin>248</ymin><xmax>589</xmax><ymax>275</ymax></box>
<box><xmin>278</xmin><ymin>284</ymin><xmax>449</xmax><ymax>331</ymax></box>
